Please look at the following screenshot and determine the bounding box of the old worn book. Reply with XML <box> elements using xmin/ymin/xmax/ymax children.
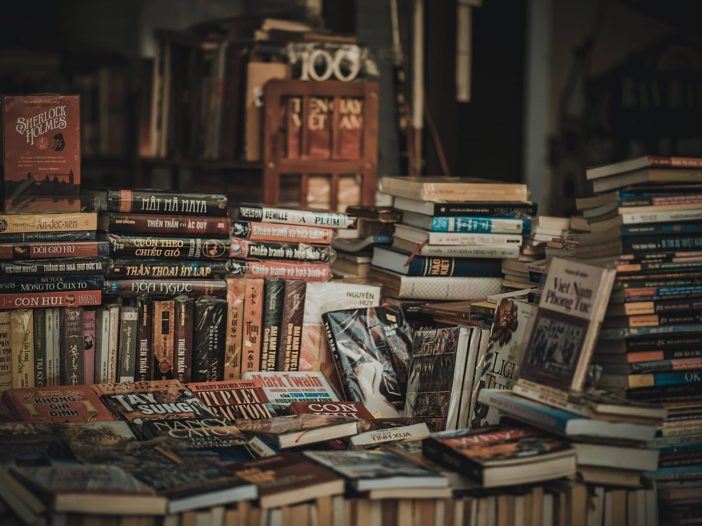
<box><xmin>10</xmin><ymin>309</ymin><xmax>33</xmax><ymax>388</ymax></box>
<box><xmin>241</xmin><ymin>278</ymin><xmax>264</xmax><ymax>374</ymax></box>
<box><xmin>242</xmin><ymin>371</ymin><xmax>339</xmax><ymax>409</ymax></box>
<box><xmin>379</xmin><ymin>177</ymin><xmax>528</xmax><ymax>203</ymax></box>
<box><xmin>223</xmin><ymin>276</ymin><xmax>246</xmax><ymax>380</ymax></box>
<box><xmin>423</xmin><ymin>426</ymin><xmax>576</xmax><ymax>488</ymax></box>
<box><xmin>188</xmin><ymin>379</ymin><xmax>276</xmax><ymax>420</ymax></box>
<box><xmin>350</xmin><ymin>419</ymin><xmax>431</xmax><ymax>448</ymax></box>
<box><xmin>0</xmin><ymin>311</ymin><xmax>10</xmax><ymax>391</ymax></box>
<box><xmin>304</xmin><ymin>450</ymin><xmax>448</xmax><ymax>491</ymax></box>
<box><xmin>233</xmin><ymin>452</ymin><xmax>343</xmax><ymax>508</ymax></box>
<box><xmin>237</xmin><ymin>413</ymin><xmax>358</xmax><ymax>449</ymax></box>
<box><xmin>1</xmin><ymin>385</ymin><xmax>116</xmax><ymax>423</ymax></box>
<box><xmin>322</xmin><ymin>306</ymin><xmax>413</xmax><ymax>418</ymax></box>
<box><xmin>517</xmin><ymin>257</ymin><xmax>616</xmax><ymax>392</ymax></box>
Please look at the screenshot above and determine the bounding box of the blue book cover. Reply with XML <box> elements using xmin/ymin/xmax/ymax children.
<box><xmin>622</xmin><ymin>222</ymin><xmax>702</xmax><ymax>237</ymax></box>
<box><xmin>429</xmin><ymin>216</ymin><xmax>527</xmax><ymax>234</ymax></box>
<box><xmin>642</xmin><ymin>370</ymin><xmax>702</xmax><ymax>386</ymax></box>
<box><xmin>600</xmin><ymin>323</ymin><xmax>702</xmax><ymax>340</ymax></box>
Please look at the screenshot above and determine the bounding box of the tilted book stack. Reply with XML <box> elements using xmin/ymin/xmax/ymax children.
<box><xmin>573</xmin><ymin>156</ymin><xmax>702</xmax><ymax>513</ymax></box>
<box><xmin>372</xmin><ymin>176</ymin><xmax>535</xmax><ymax>301</ymax></box>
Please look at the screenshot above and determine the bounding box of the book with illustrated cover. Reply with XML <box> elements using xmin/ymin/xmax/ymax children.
<box><xmin>229</xmin><ymin>238</ymin><xmax>333</xmax><ymax>263</ymax></box>
<box><xmin>517</xmin><ymin>257</ymin><xmax>616</xmax><ymax>392</ymax></box>
<box><xmin>1</xmin><ymin>385</ymin><xmax>116</xmax><ymax>424</ymax></box>
<box><xmin>423</xmin><ymin>426</ymin><xmax>576</xmax><ymax>488</ymax></box>
<box><xmin>404</xmin><ymin>326</ymin><xmax>471</xmax><ymax>430</ymax></box>
<box><xmin>188</xmin><ymin>379</ymin><xmax>276</xmax><ymax>420</ymax></box>
<box><xmin>322</xmin><ymin>305</ymin><xmax>413</xmax><ymax>418</ymax></box>
<box><xmin>472</xmin><ymin>298</ymin><xmax>537</xmax><ymax>428</ymax></box>
<box><xmin>242</xmin><ymin>371</ymin><xmax>339</xmax><ymax>408</ymax></box>
<box><xmin>303</xmin><ymin>449</ymin><xmax>447</xmax><ymax>491</ymax></box>
<box><xmin>10</xmin><ymin>309</ymin><xmax>33</xmax><ymax>388</ymax></box>
<box><xmin>237</xmin><ymin>413</ymin><xmax>358</xmax><ymax>449</ymax></box>
<box><xmin>192</xmin><ymin>296</ymin><xmax>227</xmax><ymax>382</ymax></box>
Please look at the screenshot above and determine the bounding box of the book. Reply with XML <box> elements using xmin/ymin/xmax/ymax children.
<box><xmin>32</xmin><ymin>309</ymin><xmax>46</xmax><ymax>387</ymax></box>
<box><xmin>518</xmin><ymin>257</ymin><xmax>616</xmax><ymax>391</ymax></box>
<box><xmin>471</xmin><ymin>298</ymin><xmax>537</xmax><ymax>427</ymax></box>
<box><xmin>400</xmin><ymin>211</ymin><xmax>525</xmax><ymax>234</ymax></box>
<box><xmin>0</xmin><ymin>311</ymin><xmax>10</xmax><ymax>391</ymax></box>
<box><xmin>225</xmin><ymin>260</ymin><xmax>332</xmax><ymax>281</ymax></box>
<box><xmin>288</xmin><ymin>401</ymin><xmax>373</xmax><ymax>420</ymax></box>
<box><xmin>278</xmin><ymin>280</ymin><xmax>307</xmax><ymax>371</ymax></box>
<box><xmin>404</xmin><ymin>326</ymin><xmax>471</xmax><ymax>429</ymax></box>
<box><xmin>591</xmin><ymin>168</ymin><xmax>702</xmax><ymax>193</ymax></box>
<box><xmin>2</xmin><ymin>95</ymin><xmax>81</xmax><ymax>212</ymax></box>
<box><xmin>224</xmin><ymin>276</ymin><xmax>245</xmax><ymax>380</ymax></box>
<box><xmin>423</xmin><ymin>426</ymin><xmax>576</xmax><ymax>488</ymax></box>
<box><xmin>188</xmin><ymin>379</ymin><xmax>276</xmax><ymax>420</ymax></box>
<box><xmin>105</xmin><ymin>234</ymin><xmax>230</xmax><ymax>260</ymax></box>
<box><xmin>1</xmin><ymin>384</ymin><xmax>116</xmax><ymax>423</ymax></box>
<box><xmin>173</xmin><ymin>296</ymin><xmax>194</xmax><ymax>383</ymax></box>
<box><xmin>107</xmin><ymin>259</ymin><xmax>229</xmax><ymax>279</ymax></box>
<box><xmin>82</xmin><ymin>189</ymin><xmax>228</xmax><ymax>216</ymax></box>
<box><xmin>60</xmin><ymin>307</ymin><xmax>84</xmax><ymax>386</ymax></box>
<box><xmin>229</xmin><ymin>238</ymin><xmax>333</xmax><ymax>263</ymax></box>
<box><xmin>0</xmin><ymin>240</ymin><xmax>109</xmax><ymax>260</ymax></box>
<box><xmin>304</xmin><ymin>450</ymin><xmax>448</xmax><ymax>491</ymax></box>
<box><xmin>586</xmin><ymin>156</ymin><xmax>702</xmax><ymax>180</ymax></box>
<box><xmin>10</xmin><ymin>465</ymin><xmax>166</xmax><ymax>515</ymax></box>
<box><xmin>0</xmin><ymin>258</ymin><xmax>108</xmax><ymax>277</ymax></box>
<box><xmin>380</xmin><ymin>177</ymin><xmax>529</xmax><ymax>202</ymax></box>
<box><xmin>232</xmin><ymin>453</ymin><xmax>344</xmax><ymax>508</ymax></box>
<box><xmin>117</xmin><ymin>306</ymin><xmax>138</xmax><ymax>383</ymax></box>
<box><xmin>0</xmin><ymin>212</ymin><xmax>96</xmax><ymax>234</ymax></box>
<box><xmin>135</xmin><ymin>297</ymin><xmax>152</xmax><ymax>381</ymax></box>
<box><xmin>0</xmin><ymin>289</ymin><xmax>103</xmax><ymax>310</ymax></box>
<box><xmin>572</xmin><ymin>443</ymin><xmax>659</xmax><ymax>471</ymax></box>
<box><xmin>104</xmin><ymin>278</ymin><xmax>227</xmax><ymax>298</ymax></box>
<box><xmin>235</xmin><ymin>205</ymin><xmax>357</xmax><ymax>229</ymax></box>
<box><xmin>231</xmin><ymin>221</ymin><xmax>334</xmax><ymax>244</ymax></box>
<box><xmin>241</xmin><ymin>278</ymin><xmax>264</xmax><ymax>374</ymax></box>
<box><xmin>152</xmin><ymin>300</ymin><xmax>175</xmax><ymax>379</ymax></box>
<box><xmin>394</xmin><ymin>224</ymin><xmax>523</xmax><ymax>246</ymax></box>
<box><xmin>350</xmin><ymin>419</ymin><xmax>431</xmax><ymax>448</ymax></box>
<box><xmin>369</xmin><ymin>267</ymin><xmax>503</xmax><ymax>301</ymax></box>
<box><xmin>82</xmin><ymin>309</ymin><xmax>96</xmax><ymax>385</ymax></box>
<box><xmin>261</xmin><ymin>279</ymin><xmax>284</xmax><ymax>371</ymax></box>
<box><xmin>192</xmin><ymin>296</ymin><xmax>227</xmax><ymax>382</ymax></box>
<box><xmin>10</xmin><ymin>309</ymin><xmax>34</xmax><ymax>388</ymax></box>
<box><xmin>0</xmin><ymin>274</ymin><xmax>104</xmax><ymax>295</ymax></box>
<box><xmin>392</xmin><ymin>197</ymin><xmax>537</xmax><ymax>218</ymax></box>
<box><xmin>391</xmin><ymin>237</ymin><xmax>521</xmax><ymax>258</ymax></box>
<box><xmin>99</xmin><ymin>213</ymin><xmax>231</xmax><ymax>236</ymax></box>
<box><xmin>371</xmin><ymin>247</ymin><xmax>503</xmax><ymax>277</ymax></box>
<box><xmin>242</xmin><ymin>371</ymin><xmax>339</xmax><ymax>408</ymax></box>
<box><xmin>237</xmin><ymin>413</ymin><xmax>359</xmax><ymax>449</ymax></box>
<box><xmin>322</xmin><ymin>305</ymin><xmax>413</xmax><ymax>418</ymax></box>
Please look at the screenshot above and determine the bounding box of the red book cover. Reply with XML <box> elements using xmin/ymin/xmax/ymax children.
<box><xmin>289</xmin><ymin>401</ymin><xmax>373</xmax><ymax>420</ymax></box>
<box><xmin>231</xmin><ymin>222</ymin><xmax>333</xmax><ymax>245</ymax></box>
<box><xmin>187</xmin><ymin>378</ymin><xmax>276</xmax><ymax>420</ymax></box>
<box><xmin>241</xmin><ymin>278</ymin><xmax>264</xmax><ymax>374</ymax></box>
<box><xmin>337</xmin><ymin>97</ymin><xmax>363</xmax><ymax>160</ymax></box>
<box><xmin>1</xmin><ymin>385</ymin><xmax>116</xmax><ymax>423</ymax></box>
<box><xmin>224</xmin><ymin>276</ymin><xmax>245</xmax><ymax>380</ymax></box>
<box><xmin>307</xmin><ymin>97</ymin><xmax>331</xmax><ymax>159</ymax></box>
<box><xmin>2</xmin><ymin>95</ymin><xmax>80</xmax><ymax>212</ymax></box>
<box><xmin>286</xmin><ymin>97</ymin><xmax>302</xmax><ymax>159</ymax></box>
<box><xmin>0</xmin><ymin>290</ymin><xmax>102</xmax><ymax>310</ymax></box>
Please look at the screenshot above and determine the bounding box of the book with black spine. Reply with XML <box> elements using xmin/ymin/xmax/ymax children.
<box><xmin>372</xmin><ymin>246</ymin><xmax>502</xmax><ymax>278</ymax></box>
<box><xmin>60</xmin><ymin>308</ymin><xmax>84</xmax><ymax>386</ymax></box>
<box><xmin>82</xmin><ymin>189</ymin><xmax>228</xmax><ymax>216</ymax></box>
<box><xmin>105</xmin><ymin>234</ymin><xmax>230</xmax><ymax>261</ymax></box>
<box><xmin>173</xmin><ymin>295</ymin><xmax>194</xmax><ymax>383</ymax></box>
<box><xmin>118</xmin><ymin>306</ymin><xmax>138</xmax><ymax>383</ymax></box>
<box><xmin>134</xmin><ymin>297</ymin><xmax>152</xmax><ymax>382</ymax></box>
<box><xmin>0</xmin><ymin>258</ymin><xmax>108</xmax><ymax>277</ymax></box>
<box><xmin>277</xmin><ymin>280</ymin><xmax>306</xmax><ymax>371</ymax></box>
<box><xmin>192</xmin><ymin>296</ymin><xmax>227</xmax><ymax>382</ymax></box>
<box><xmin>261</xmin><ymin>279</ymin><xmax>285</xmax><ymax>371</ymax></box>
<box><xmin>99</xmin><ymin>213</ymin><xmax>231</xmax><ymax>236</ymax></box>
<box><xmin>32</xmin><ymin>309</ymin><xmax>46</xmax><ymax>388</ymax></box>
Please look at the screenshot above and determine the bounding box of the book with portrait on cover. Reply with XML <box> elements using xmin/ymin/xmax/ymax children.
<box><xmin>517</xmin><ymin>257</ymin><xmax>616</xmax><ymax>392</ymax></box>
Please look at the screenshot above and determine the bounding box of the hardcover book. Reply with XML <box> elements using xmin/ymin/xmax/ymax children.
<box><xmin>0</xmin><ymin>212</ymin><xmax>96</xmax><ymax>234</ymax></box>
<box><xmin>188</xmin><ymin>379</ymin><xmax>276</xmax><ymax>420</ymax></box>
<box><xmin>104</xmin><ymin>278</ymin><xmax>226</xmax><ymax>298</ymax></box>
<box><xmin>82</xmin><ymin>189</ymin><xmax>228</xmax><ymax>216</ymax></box>
<box><xmin>235</xmin><ymin>205</ymin><xmax>357</xmax><ymax>229</ymax></box>
<box><xmin>261</xmin><ymin>279</ymin><xmax>285</xmax><ymax>371</ymax></box>
<box><xmin>372</xmin><ymin>246</ymin><xmax>502</xmax><ymax>278</ymax></box>
<box><xmin>0</xmin><ymin>258</ymin><xmax>108</xmax><ymax>277</ymax></box>
<box><xmin>322</xmin><ymin>305</ymin><xmax>413</xmax><ymax>418</ymax></box>
<box><xmin>517</xmin><ymin>257</ymin><xmax>616</xmax><ymax>392</ymax></box>
<box><xmin>192</xmin><ymin>296</ymin><xmax>227</xmax><ymax>382</ymax></box>
<box><xmin>134</xmin><ymin>297</ymin><xmax>152</xmax><ymax>381</ymax></box>
<box><xmin>105</xmin><ymin>234</ymin><xmax>230</xmax><ymax>261</ymax></box>
<box><xmin>278</xmin><ymin>280</ymin><xmax>306</xmax><ymax>371</ymax></box>
<box><xmin>237</xmin><ymin>413</ymin><xmax>359</xmax><ymax>449</ymax></box>
<box><xmin>99</xmin><ymin>213</ymin><xmax>230</xmax><ymax>236</ymax></box>
<box><xmin>231</xmin><ymin>221</ymin><xmax>334</xmax><ymax>245</ymax></box>
<box><xmin>2</xmin><ymin>95</ymin><xmax>81</xmax><ymax>212</ymax></box>
<box><xmin>223</xmin><ymin>276</ymin><xmax>245</xmax><ymax>380</ymax></box>
<box><xmin>152</xmin><ymin>300</ymin><xmax>175</xmax><ymax>379</ymax></box>
<box><xmin>1</xmin><ymin>385</ymin><xmax>116</xmax><ymax>423</ymax></box>
<box><xmin>242</xmin><ymin>371</ymin><xmax>339</xmax><ymax>408</ymax></box>
<box><xmin>107</xmin><ymin>259</ymin><xmax>229</xmax><ymax>279</ymax></box>
<box><xmin>241</xmin><ymin>278</ymin><xmax>264</xmax><ymax>374</ymax></box>
<box><xmin>173</xmin><ymin>296</ymin><xmax>193</xmax><ymax>383</ymax></box>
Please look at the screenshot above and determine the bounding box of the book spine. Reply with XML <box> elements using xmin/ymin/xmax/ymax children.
<box><xmin>99</xmin><ymin>213</ymin><xmax>231</xmax><ymax>236</ymax></box>
<box><xmin>105</xmin><ymin>190</ymin><xmax>228</xmax><ymax>216</ymax></box>
<box><xmin>0</xmin><ymin>258</ymin><xmax>108</xmax><ymax>277</ymax></box>
<box><xmin>622</xmin><ymin>235</ymin><xmax>702</xmax><ymax>253</ymax></box>
<box><xmin>229</xmin><ymin>238</ymin><xmax>333</xmax><ymax>263</ymax></box>
<box><xmin>107</xmin><ymin>259</ymin><xmax>229</xmax><ymax>279</ymax></box>
<box><xmin>476</xmin><ymin>389</ymin><xmax>568</xmax><ymax>434</ymax></box>
<box><xmin>94</xmin><ymin>307</ymin><xmax>110</xmax><ymax>384</ymax></box>
<box><xmin>322</xmin><ymin>316</ymin><xmax>350</xmax><ymax>400</ymax></box>
<box><xmin>46</xmin><ymin>308</ymin><xmax>60</xmax><ymax>386</ymax></box>
<box><xmin>193</xmin><ymin>296</ymin><xmax>228</xmax><ymax>382</ymax></box>
<box><xmin>0</xmin><ymin>231</ymin><xmax>95</xmax><ymax>243</ymax></box>
<box><xmin>32</xmin><ymin>309</ymin><xmax>46</xmax><ymax>387</ymax></box>
<box><xmin>83</xmin><ymin>309</ymin><xmax>96</xmax><ymax>385</ymax></box>
<box><xmin>104</xmin><ymin>279</ymin><xmax>227</xmax><ymax>298</ymax></box>
<box><xmin>236</xmin><ymin>205</ymin><xmax>356</xmax><ymax>229</ymax></box>
<box><xmin>631</xmin><ymin>358</ymin><xmax>702</xmax><ymax>374</ymax></box>
<box><xmin>224</xmin><ymin>276</ymin><xmax>246</xmax><ymax>380</ymax></box>
<box><xmin>0</xmin><ymin>241</ymin><xmax>109</xmax><ymax>260</ymax></box>
<box><xmin>278</xmin><ymin>280</ymin><xmax>307</xmax><ymax>371</ymax></box>
<box><xmin>286</xmin><ymin>96</ymin><xmax>301</xmax><ymax>159</ymax></box>
<box><xmin>152</xmin><ymin>300</ymin><xmax>175</xmax><ymax>379</ymax></box>
<box><xmin>427</xmin><ymin>232</ymin><xmax>523</xmax><ymax>245</ymax></box>
<box><xmin>117</xmin><ymin>306</ymin><xmax>138</xmax><ymax>382</ymax></box>
<box><xmin>0</xmin><ymin>312</ymin><xmax>10</xmax><ymax>391</ymax></box>
<box><xmin>621</xmin><ymin>209</ymin><xmax>702</xmax><ymax>225</ymax></box>
<box><xmin>261</xmin><ymin>279</ymin><xmax>285</xmax><ymax>371</ymax></box>
<box><xmin>225</xmin><ymin>260</ymin><xmax>332</xmax><ymax>281</ymax></box>
<box><xmin>620</xmin><ymin>299</ymin><xmax>702</xmax><ymax>316</ymax></box>
<box><xmin>135</xmin><ymin>297</ymin><xmax>152</xmax><ymax>381</ymax></box>
<box><xmin>628</xmin><ymin>311</ymin><xmax>702</xmax><ymax>328</ymax></box>
<box><xmin>421</xmin><ymin>439</ymin><xmax>483</xmax><ymax>482</ymax></box>
<box><xmin>414</xmin><ymin>243</ymin><xmax>521</xmax><ymax>259</ymax></box>
<box><xmin>432</xmin><ymin>202</ymin><xmax>538</xmax><ymax>217</ymax></box>
<box><xmin>60</xmin><ymin>308</ymin><xmax>84</xmax><ymax>386</ymax></box>
<box><xmin>0</xmin><ymin>290</ymin><xmax>102</xmax><ymax>310</ymax></box>
<box><xmin>429</xmin><ymin>217</ymin><xmax>524</xmax><ymax>234</ymax></box>
<box><xmin>0</xmin><ymin>275</ymin><xmax>104</xmax><ymax>294</ymax></box>
<box><xmin>105</xmin><ymin>234</ymin><xmax>230</xmax><ymax>260</ymax></box>
<box><xmin>628</xmin><ymin>349</ymin><xmax>702</xmax><ymax>363</ymax></box>
<box><xmin>628</xmin><ymin>370</ymin><xmax>702</xmax><ymax>388</ymax></box>
<box><xmin>106</xmin><ymin>304</ymin><xmax>121</xmax><ymax>383</ymax></box>
<box><xmin>10</xmin><ymin>309</ymin><xmax>34</xmax><ymax>388</ymax></box>
<box><xmin>241</xmin><ymin>278</ymin><xmax>264</xmax><ymax>374</ymax></box>
<box><xmin>231</xmin><ymin>222</ymin><xmax>334</xmax><ymax>244</ymax></box>
<box><xmin>621</xmin><ymin>222</ymin><xmax>702</xmax><ymax>237</ymax></box>
<box><xmin>0</xmin><ymin>212</ymin><xmax>97</xmax><ymax>234</ymax></box>
<box><xmin>627</xmin><ymin>383</ymin><xmax>702</xmax><ymax>400</ymax></box>
<box><xmin>174</xmin><ymin>295</ymin><xmax>194</xmax><ymax>383</ymax></box>
<box><xmin>407</xmin><ymin>256</ymin><xmax>503</xmax><ymax>278</ymax></box>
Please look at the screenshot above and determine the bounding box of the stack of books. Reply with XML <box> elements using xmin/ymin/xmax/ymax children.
<box><xmin>0</xmin><ymin>212</ymin><xmax>105</xmax><ymax>389</ymax></box>
<box><xmin>573</xmin><ymin>156</ymin><xmax>702</xmax><ymax>504</ymax></box>
<box><xmin>370</xmin><ymin>176</ymin><xmax>534</xmax><ymax>301</ymax></box>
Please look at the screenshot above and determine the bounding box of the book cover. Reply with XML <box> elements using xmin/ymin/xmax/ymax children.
<box><xmin>0</xmin><ymin>311</ymin><xmax>10</xmax><ymax>391</ymax></box>
<box><xmin>278</xmin><ymin>280</ymin><xmax>306</xmax><ymax>371</ymax></box>
<box><xmin>472</xmin><ymin>299</ymin><xmax>537</xmax><ymax>428</ymax></box>
<box><xmin>261</xmin><ymin>279</ymin><xmax>285</xmax><ymax>371</ymax></box>
<box><xmin>237</xmin><ymin>413</ymin><xmax>359</xmax><ymax>449</ymax></box>
<box><xmin>107</xmin><ymin>259</ymin><xmax>229</xmax><ymax>279</ymax></box>
<box><xmin>134</xmin><ymin>297</ymin><xmax>152</xmax><ymax>382</ymax></box>
<box><xmin>60</xmin><ymin>308</ymin><xmax>84</xmax><ymax>386</ymax></box>
<box><xmin>192</xmin><ymin>296</ymin><xmax>227</xmax><ymax>382</ymax></box>
<box><xmin>518</xmin><ymin>258</ymin><xmax>616</xmax><ymax>391</ymax></box>
<box><xmin>11</xmin><ymin>309</ymin><xmax>34</xmax><ymax>388</ymax></box>
<box><xmin>152</xmin><ymin>300</ymin><xmax>175</xmax><ymax>380</ymax></box>
<box><xmin>99</xmin><ymin>213</ymin><xmax>230</xmax><ymax>236</ymax></box>
<box><xmin>242</xmin><ymin>371</ymin><xmax>339</xmax><ymax>408</ymax></box>
<box><xmin>188</xmin><ymin>379</ymin><xmax>276</xmax><ymax>420</ymax></box>
<box><xmin>241</xmin><ymin>278</ymin><xmax>264</xmax><ymax>374</ymax></box>
<box><xmin>2</xmin><ymin>95</ymin><xmax>81</xmax><ymax>212</ymax></box>
<box><xmin>231</xmin><ymin>221</ymin><xmax>333</xmax><ymax>244</ymax></box>
<box><xmin>322</xmin><ymin>306</ymin><xmax>413</xmax><ymax>418</ymax></box>
<box><xmin>288</xmin><ymin>401</ymin><xmax>373</xmax><ymax>420</ymax></box>
<box><xmin>1</xmin><ymin>385</ymin><xmax>116</xmax><ymax>423</ymax></box>
<box><xmin>105</xmin><ymin>234</ymin><xmax>229</xmax><ymax>261</ymax></box>
<box><xmin>83</xmin><ymin>189</ymin><xmax>228</xmax><ymax>216</ymax></box>
<box><xmin>235</xmin><ymin>205</ymin><xmax>356</xmax><ymax>229</ymax></box>
<box><xmin>0</xmin><ymin>212</ymin><xmax>95</xmax><ymax>234</ymax></box>
<box><xmin>224</xmin><ymin>276</ymin><xmax>245</xmax><ymax>380</ymax></box>
<box><xmin>229</xmin><ymin>238</ymin><xmax>333</xmax><ymax>263</ymax></box>
<box><xmin>173</xmin><ymin>296</ymin><xmax>193</xmax><ymax>383</ymax></box>
<box><xmin>82</xmin><ymin>309</ymin><xmax>96</xmax><ymax>385</ymax></box>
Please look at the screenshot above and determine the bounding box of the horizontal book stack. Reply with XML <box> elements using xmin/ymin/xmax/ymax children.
<box><xmin>84</xmin><ymin>188</ymin><xmax>231</xmax><ymax>384</ymax></box>
<box><xmin>574</xmin><ymin>156</ymin><xmax>702</xmax><ymax>509</ymax></box>
<box><xmin>0</xmin><ymin>211</ymin><xmax>105</xmax><ymax>391</ymax></box>
<box><xmin>371</xmin><ymin>176</ymin><xmax>535</xmax><ymax>301</ymax></box>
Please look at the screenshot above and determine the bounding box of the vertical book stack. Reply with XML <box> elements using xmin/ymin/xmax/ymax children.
<box><xmin>371</xmin><ymin>176</ymin><xmax>534</xmax><ymax>301</ymax></box>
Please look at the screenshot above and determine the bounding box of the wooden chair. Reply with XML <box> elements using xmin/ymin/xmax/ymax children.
<box><xmin>262</xmin><ymin>79</ymin><xmax>379</xmax><ymax>209</ymax></box>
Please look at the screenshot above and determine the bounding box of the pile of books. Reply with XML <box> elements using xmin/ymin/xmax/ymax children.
<box><xmin>369</xmin><ymin>176</ymin><xmax>535</xmax><ymax>301</ymax></box>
